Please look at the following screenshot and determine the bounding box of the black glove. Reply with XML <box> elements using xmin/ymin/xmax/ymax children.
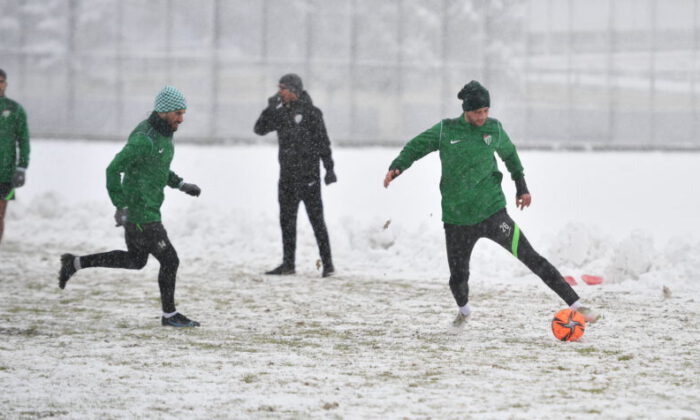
<box><xmin>324</xmin><ymin>169</ymin><xmax>337</xmax><ymax>185</ymax></box>
<box><xmin>180</xmin><ymin>182</ymin><xmax>201</xmax><ymax>197</ymax></box>
<box><xmin>267</xmin><ymin>94</ymin><xmax>281</xmax><ymax>109</ymax></box>
<box><xmin>114</xmin><ymin>208</ymin><xmax>128</xmax><ymax>227</ymax></box>
<box><xmin>12</xmin><ymin>167</ymin><xmax>26</xmax><ymax>188</ymax></box>
<box><xmin>514</xmin><ymin>177</ymin><xmax>529</xmax><ymax>197</ymax></box>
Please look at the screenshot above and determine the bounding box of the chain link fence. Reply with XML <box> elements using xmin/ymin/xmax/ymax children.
<box><xmin>1</xmin><ymin>0</ymin><xmax>698</xmax><ymax>148</ymax></box>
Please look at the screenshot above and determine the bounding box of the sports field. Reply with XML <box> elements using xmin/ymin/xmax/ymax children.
<box><xmin>1</xmin><ymin>141</ymin><xmax>698</xmax><ymax>418</ymax></box>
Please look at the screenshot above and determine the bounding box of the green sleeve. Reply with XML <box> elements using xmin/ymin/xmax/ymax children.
<box><xmin>494</xmin><ymin>122</ymin><xmax>524</xmax><ymax>180</ymax></box>
<box><xmin>167</xmin><ymin>171</ymin><xmax>183</xmax><ymax>188</ymax></box>
<box><xmin>106</xmin><ymin>137</ymin><xmax>147</xmax><ymax>208</ymax></box>
<box><xmin>388</xmin><ymin>121</ymin><xmax>442</xmax><ymax>172</ymax></box>
<box><xmin>16</xmin><ymin>105</ymin><xmax>30</xmax><ymax>168</ymax></box>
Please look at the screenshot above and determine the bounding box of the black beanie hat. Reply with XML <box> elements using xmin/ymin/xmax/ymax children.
<box><xmin>458</xmin><ymin>80</ymin><xmax>490</xmax><ymax>112</ymax></box>
<box><xmin>279</xmin><ymin>73</ymin><xmax>304</xmax><ymax>96</ymax></box>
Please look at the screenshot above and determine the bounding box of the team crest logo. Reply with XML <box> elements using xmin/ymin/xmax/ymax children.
<box><xmin>483</xmin><ymin>134</ymin><xmax>492</xmax><ymax>145</ymax></box>
<box><xmin>1</xmin><ymin>110</ymin><xmax>10</xmax><ymax>118</ymax></box>
<box><xmin>294</xmin><ymin>114</ymin><xmax>303</xmax><ymax>124</ymax></box>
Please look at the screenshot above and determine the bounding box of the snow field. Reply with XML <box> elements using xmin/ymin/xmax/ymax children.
<box><xmin>0</xmin><ymin>140</ymin><xmax>698</xmax><ymax>418</ymax></box>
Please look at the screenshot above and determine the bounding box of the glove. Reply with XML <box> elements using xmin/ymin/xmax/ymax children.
<box><xmin>12</xmin><ymin>167</ymin><xmax>26</xmax><ymax>188</ymax></box>
<box><xmin>514</xmin><ymin>177</ymin><xmax>529</xmax><ymax>197</ymax></box>
<box><xmin>180</xmin><ymin>182</ymin><xmax>201</xmax><ymax>197</ymax></box>
<box><xmin>114</xmin><ymin>208</ymin><xmax>128</xmax><ymax>227</ymax></box>
<box><xmin>267</xmin><ymin>94</ymin><xmax>281</xmax><ymax>109</ymax></box>
<box><xmin>324</xmin><ymin>169</ymin><xmax>337</xmax><ymax>185</ymax></box>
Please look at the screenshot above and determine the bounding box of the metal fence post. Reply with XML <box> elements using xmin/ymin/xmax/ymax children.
<box><xmin>67</xmin><ymin>0</ymin><xmax>78</xmax><ymax>135</ymax></box>
<box><xmin>117</xmin><ymin>0</ymin><xmax>124</xmax><ymax>135</ymax></box>
<box><xmin>211</xmin><ymin>0</ymin><xmax>221</xmax><ymax>139</ymax></box>
<box><xmin>349</xmin><ymin>0</ymin><xmax>358</xmax><ymax>142</ymax></box>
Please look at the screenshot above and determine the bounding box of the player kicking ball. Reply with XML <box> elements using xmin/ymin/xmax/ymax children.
<box><xmin>384</xmin><ymin>80</ymin><xmax>600</xmax><ymax>327</ymax></box>
<box><xmin>58</xmin><ymin>86</ymin><xmax>201</xmax><ymax>328</ymax></box>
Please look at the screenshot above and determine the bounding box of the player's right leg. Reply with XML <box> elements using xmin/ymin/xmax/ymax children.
<box><xmin>0</xmin><ymin>199</ymin><xmax>7</xmax><ymax>244</ymax></box>
<box><xmin>58</xmin><ymin>222</ymin><xmax>148</xmax><ymax>289</ymax></box>
<box><xmin>0</xmin><ymin>182</ymin><xmax>14</xmax><ymax>244</ymax></box>
<box><xmin>444</xmin><ymin>223</ymin><xmax>478</xmax><ymax>326</ymax></box>
<box><xmin>143</xmin><ymin>222</ymin><xmax>199</xmax><ymax>327</ymax></box>
<box><xmin>267</xmin><ymin>181</ymin><xmax>300</xmax><ymax>275</ymax></box>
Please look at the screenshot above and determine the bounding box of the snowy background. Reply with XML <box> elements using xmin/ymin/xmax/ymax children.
<box><xmin>2</xmin><ymin>0</ymin><xmax>700</xmax><ymax>148</ymax></box>
<box><xmin>1</xmin><ymin>140</ymin><xmax>698</xmax><ymax>418</ymax></box>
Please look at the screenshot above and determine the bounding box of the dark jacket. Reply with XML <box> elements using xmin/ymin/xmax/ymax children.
<box><xmin>254</xmin><ymin>92</ymin><xmax>334</xmax><ymax>185</ymax></box>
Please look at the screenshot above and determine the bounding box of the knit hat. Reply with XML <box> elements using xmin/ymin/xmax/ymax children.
<box><xmin>154</xmin><ymin>86</ymin><xmax>187</xmax><ymax>113</ymax></box>
<box><xmin>279</xmin><ymin>73</ymin><xmax>304</xmax><ymax>96</ymax></box>
<box><xmin>457</xmin><ymin>80</ymin><xmax>490</xmax><ymax>112</ymax></box>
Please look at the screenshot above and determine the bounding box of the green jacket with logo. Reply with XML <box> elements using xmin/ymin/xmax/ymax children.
<box><xmin>0</xmin><ymin>97</ymin><xmax>30</xmax><ymax>183</ymax></box>
<box><xmin>106</xmin><ymin>113</ymin><xmax>183</xmax><ymax>224</ymax></box>
<box><xmin>389</xmin><ymin>116</ymin><xmax>525</xmax><ymax>225</ymax></box>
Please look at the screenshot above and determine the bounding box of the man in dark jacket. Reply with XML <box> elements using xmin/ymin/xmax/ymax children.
<box><xmin>58</xmin><ymin>86</ymin><xmax>201</xmax><ymax>328</ymax></box>
<box><xmin>254</xmin><ymin>74</ymin><xmax>337</xmax><ymax>277</ymax></box>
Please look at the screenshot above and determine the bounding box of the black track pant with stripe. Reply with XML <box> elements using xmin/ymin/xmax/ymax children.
<box><xmin>79</xmin><ymin>222</ymin><xmax>179</xmax><ymax>313</ymax></box>
<box><xmin>444</xmin><ymin>208</ymin><xmax>579</xmax><ymax>307</ymax></box>
<box><xmin>279</xmin><ymin>179</ymin><xmax>332</xmax><ymax>268</ymax></box>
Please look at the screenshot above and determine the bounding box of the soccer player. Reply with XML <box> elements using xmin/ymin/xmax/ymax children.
<box><xmin>254</xmin><ymin>73</ymin><xmax>337</xmax><ymax>277</ymax></box>
<box><xmin>0</xmin><ymin>68</ymin><xmax>30</xmax><ymax>245</ymax></box>
<box><xmin>58</xmin><ymin>86</ymin><xmax>201</xmax><ymax>328</ymax></box>
<box><xmin>383</xmin><ymin>80</ymin><xmax>599</xmax><ymax>327</ymax></box>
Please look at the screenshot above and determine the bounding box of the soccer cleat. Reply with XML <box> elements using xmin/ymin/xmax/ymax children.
<box><xmin>161</xmin><ymin>312</ymin><xmax>200</xmax><ymax>327</ymax></box>
<box><xmin>322</xmin><ymin>264</ymin><xmax>336</xmax><ymax>278</ymax></box>
<box><xmin>58</xmin><ymin>253</ymin><xmax>77</xmax><ymax>289</ymax></box>
<box><xmin>265</xmin><ymin>264</ymin><xmax>295</xmax><ymax>275</ymax></box>
<box><xmin>577</xmin><ymin>306</ymin><xmax>601</xmax><ymax>324</ymax></box>
<box><xmin>452</xmin><ymin>311</ymin><xmax>471</xmax><ymax>328</ymax></box>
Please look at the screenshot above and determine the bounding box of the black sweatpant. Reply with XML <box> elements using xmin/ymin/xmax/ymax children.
<box><xmin>278</xmin><ymin>179</ymin><xmax>332</xmax><ymax>268</ymax></box>
<box><xmin>444</xmin><ymin>209</ymin><xmax>578</xmax><ymax>307</ymax></box>
<box><xmin>79</xmin><ymin>222</ymin><xmax>179</xmax><ymax>313</ymax></box>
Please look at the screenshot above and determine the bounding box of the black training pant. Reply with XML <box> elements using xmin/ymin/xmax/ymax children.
<box><xmin>80</xmin><ymin>222</ymin><xmax>179</xmax><ymax>313</ymax></box>
<box><xmin>444</xmin><ymin>209</ymin><xmax>578</xmax><ymax>307</ymax></box>
<box><xmin>278</xmin><ymin>179</ymin><xmax>332</xmax><ymax>268</ymax></box>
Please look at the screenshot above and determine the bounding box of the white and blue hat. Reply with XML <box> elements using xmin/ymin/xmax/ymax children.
<box><xmin>154</xmin><ymin>86</ymin><xmax>187</xmax><ymax>112</ymax></box>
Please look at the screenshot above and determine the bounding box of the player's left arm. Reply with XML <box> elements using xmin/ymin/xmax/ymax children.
<box><xmin>167</xmin><ymin>171</ymin><xmax>183</xmax><ymax>189</ymax></box>
<box><xmin>169</xmin><ymin>171</ymin><xmax>201</xmax><ymax>197</ymax></box>
<box><xmin>313</xmin><ymin>110</ymin><xmax>336</xmax><ymax>185</ymax></box>
<box><xmin>11</xmin><ymin>105</ymin><xmax>31</xmax><ymax>188</ymax></box>
<box><xmin>494</xmin><ymin>122</ymin><xmax>530</xmax><ymax>210</ymax></box>
<box><xmin>16</xmin><ymin>105</ymin><xmax>30</xmax><ymax>170</ymax></box>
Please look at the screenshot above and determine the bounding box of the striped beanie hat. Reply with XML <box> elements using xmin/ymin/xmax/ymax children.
<box><xmin>154</xmin><ymin>86</ymin><xmax>187</xmax><ymax>112</ymax></box>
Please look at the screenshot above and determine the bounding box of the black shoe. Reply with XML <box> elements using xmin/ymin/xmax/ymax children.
<box><xmin>322</xmin><ymin>264</ymin><xmax>336</xmax><ymax>278</ymax></box>
<box><xmin>161</xmin><ymin>312</ymin><xmax>200</xmax><ymax>327</ymax></box>
<box><xmin>58</xmin><ymin>254</ymin><xmax>77</xmax><ymax>289</ymax></box>
<box><xmin>265</xmin><ymin>264</ymin><xmax>295</xmax><ymax>275</ymax></box>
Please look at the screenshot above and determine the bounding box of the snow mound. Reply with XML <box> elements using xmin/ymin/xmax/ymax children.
<box><xmin>604</xmin><ymin>230</ymin><xmax>655</xmax><ymax>282</ymax></box>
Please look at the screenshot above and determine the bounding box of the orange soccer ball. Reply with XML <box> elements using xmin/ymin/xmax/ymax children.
<box><xmin>551</xmin><ymin>309</ymin><xmax>586</xmax><ymax>341</ymax></box>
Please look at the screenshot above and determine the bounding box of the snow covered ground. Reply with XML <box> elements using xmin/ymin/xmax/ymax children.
<box><xmin>1</xmin><ymin>139</ymin><xmax>699</xmax><ymax>419</ymax></box>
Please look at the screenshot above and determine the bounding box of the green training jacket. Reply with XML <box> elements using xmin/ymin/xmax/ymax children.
<box><xmin>0</xmin><ymin>97</ymin><xmax>30</xmax><ymax>183</ymax></box>
<box><xmin>389</xmin><ymin>116</ymin><xmax>525</xmax><ymax>225</ymax></box>
<box><xmin>106</xmin><ymin>114</ymin><xmax>183</xmax><ymax>224</ymax></box>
